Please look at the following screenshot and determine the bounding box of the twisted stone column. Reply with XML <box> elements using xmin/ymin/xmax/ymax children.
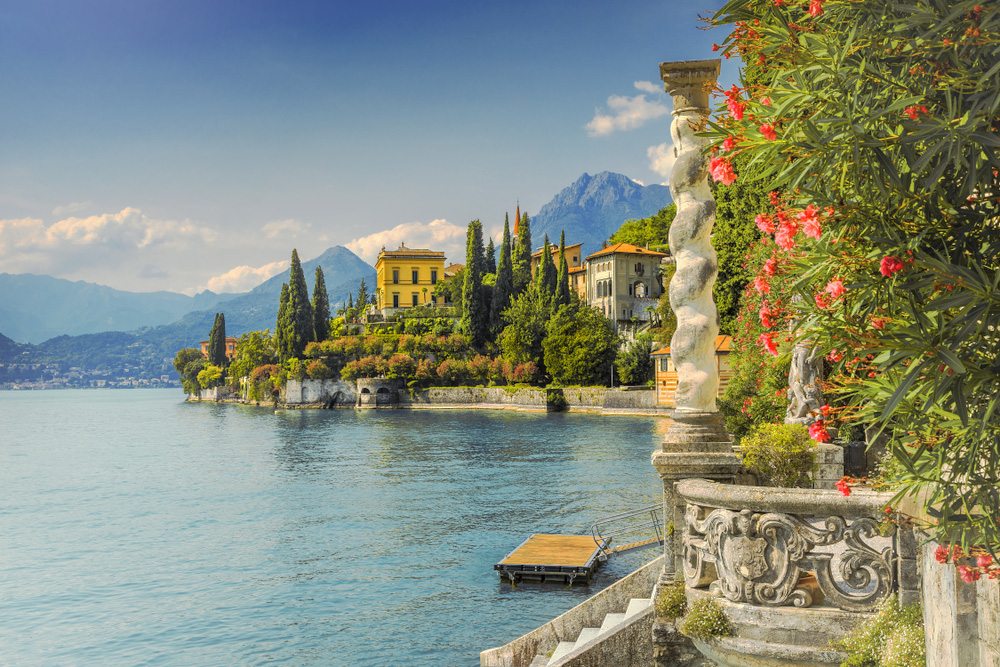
<box><xmin>651</xmin><ymin>60</ymin><xmax>739</xmax><ymax>586</ymax></box>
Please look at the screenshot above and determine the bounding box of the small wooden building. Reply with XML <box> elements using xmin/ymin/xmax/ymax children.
<box><xmin>650</xmin><ymin>335</ymin><xmax>734</xmax><ymax>406</ymax></box>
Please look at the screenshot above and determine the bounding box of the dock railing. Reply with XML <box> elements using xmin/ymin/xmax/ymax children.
<box><xmin>590</xmin><ymin>503</ymin><xmax>664</xmax><ymax>560</ymax></box>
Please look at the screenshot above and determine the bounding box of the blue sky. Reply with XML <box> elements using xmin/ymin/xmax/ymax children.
<box><xmin>0</xmin><ymin>0</ymin><xmax>737</xmax><ymax>295</ymax></box>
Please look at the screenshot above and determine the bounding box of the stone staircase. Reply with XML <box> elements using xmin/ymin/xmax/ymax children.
<box><xmin>480</xmin><ymin>555</ymin><xmax>662</xmax><ymax>667</ymax></box>
<box><xmin>535</xmin><ymin>596</ymin><xmax>653</xmax><ymax>666</ymax></box>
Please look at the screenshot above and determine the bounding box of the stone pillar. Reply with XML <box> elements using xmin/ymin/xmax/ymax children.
<box><xmin>652</xmin><ymin>59</ymin><xmax>741</xmax><ymax>585</ymax></box>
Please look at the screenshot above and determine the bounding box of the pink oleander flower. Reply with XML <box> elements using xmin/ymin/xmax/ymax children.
<box><xmin>809</xmin><ymin>420</ymin><xmax>832</xmax><ymax>443</ymax></box>
<box><xmin>827</xmin><ymin>349</ymin><xmax>844</xmax><ymax>362</ymax></box>
<box><xmin>722</xmin><ymin>135</ymin><xmax>739</xmax><ymax>152</ymax></box>
<box><xmin>809</xmin><ymin>0</ymin><xmax>824</xmax><ymax>16</ymax></box>
<box><xmin>727</xmin><ymin>98</ymin><xmax>746</xmax><ymax>120</ymax></box>
<box><xmin>799</xmin><ymin>205</ymin><xmax>822</xmax><ymax>240</ymax></box>
<box><xmin>880</xmin><ymin>256</ymin><xmax>905</xmax><ymax>277</ymax></box>
<box><xmin>756</xmin><ymin>214</ymin><xmax>776</xmax><ymax>234</ymax></box>
<box><xmin>904</xmin><ymin>105</ymin><xmax>929</xmax><ymax>120</ymax></box>
<box><xmin>763</xmin><ymin>257</ymin><xmax>778</xmax><ymax>276</ymax></box>
<box><xmin>760</xmin><ymin>96</ymin><xmax>772</xmax><ymax>105</ymax></box>
<box><xmin>815</xmin><ymin>292</ymin><xmax>830</xmax><ymax>309</ymax></box>
<box><xmin>959</xmin><ymin>565</ymin><xmax>981</xmax><ymax>583</ymax></box>
<box><xmin>710</xmin><ymin>156</ymin><xmax>738</xmax><ymax>185</ymax></box>
<box><xmin>758</xmin><ymin>332</ymin><xmax>778</xmax><ymax>356</ymax></box>
<box><xmin>753</xmin><ymin>275</ymin><xmax>771</xmax><ymax>295</ymax></box>
<box><xmin>935</xmin><ymin>545</ymin><xmax>951</xmax><ymax>564</ymax></box>
<box><xmin>760</xmin><ymin>123</ymin><xmax>777</xmax><ymax>141</ymax></box>
<box><xmin>836</xmin><ymin>478</ymin><xmax>851</xmax><ymax>496</ymax></box>
<box><xmin>872</xmin><ymin>317</ymin><xmax>888</xmax><ymax>330</ymax></box>
<box><xmin>759</xmin><ymin>302</ymin><xmax>776</xmax><ymax>328</ymax></box>
<box><xmin>825</xmin><ymin>278</ymin><xmax>847</xmax><ymax>299</ymax></box>
<box><xmin>978</xmin><ymin>554</ymin><xmax>995</xmax><ymax>569</ymax></box>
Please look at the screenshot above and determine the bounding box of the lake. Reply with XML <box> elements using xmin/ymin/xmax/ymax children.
<box><xmin>1</xmin><ymin>389</ymin><xmax>668</xmax><ymax>667</ymax></box>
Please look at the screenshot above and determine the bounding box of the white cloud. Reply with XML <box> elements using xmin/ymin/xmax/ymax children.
<box><xmin>346</xmin><ymin>218</ymin><xmax>466</xmax><ymax>265</ymax></box>
<box><xmin>195</xmin><ymin>260</ymin><xmax>289</xmax><ymax>295</ymax></box>
<box><xmin>262</xmin><ymin>218</ymin><xmax>310</xmax><ymax>239</ymax></box>
<box><xmin>647</xmin><ymin>142</ymin><xmax>677</xmax><ymax>184</ymax></box>
<box><xmin>585</xmin><ymin>81</ymin><xmax>669</xmax><ymax>136</ymax></box>
<box><xmin>52</xmin><ymin>201</ymin><xmax>93</xmax><ymax>217</ymax></box>
<box><xmin>630</xmin><ymin>177</ymin><xmax>645</xmax><ymax>186</ymax></box>
<box><xmin>633</xmin><ymin>80</ymin><xmax>662</xmax><ymax>95</ymax></box>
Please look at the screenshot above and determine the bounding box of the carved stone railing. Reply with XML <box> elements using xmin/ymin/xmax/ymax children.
<box><xmin>676</xmin><ymin>479</ymin><xmax>916</xmax><ymax>613</ymax></box>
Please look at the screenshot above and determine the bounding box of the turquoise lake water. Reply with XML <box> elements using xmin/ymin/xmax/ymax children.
<box><xmin>1</xmin><ymin>389</ymin><xmax>667</xmax><ymax>666</ymax></box>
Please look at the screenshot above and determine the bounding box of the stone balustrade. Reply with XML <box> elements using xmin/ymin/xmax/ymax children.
<box><xmin>675</xmin><ymin>479</ymin><xmax>917</xmax><ymax>613</ymax></box>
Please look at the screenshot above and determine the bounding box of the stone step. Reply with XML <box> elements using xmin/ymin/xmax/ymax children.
<box><xmin>548</xmin><ymin>641</ymin><xmax>576</xmax><ymax>665</ymax></box>
<box><xmin>624</xmin><ymin>597</ymin><xmax>652</xmax><ymax>619</ymax></box>
<box><xmin>599</xmin><ymin>612</ymin><xmax>626</xmax><ymax>633</ymax></box>
<box><xmin>529</xmin><ymin>654</ymin><xmax>549</xmax><ymax>667</ymax></box>
<box><xmin>573</xmin><ymin>627</ymin><xmax>601</xmax><ymax>649</ymax></box>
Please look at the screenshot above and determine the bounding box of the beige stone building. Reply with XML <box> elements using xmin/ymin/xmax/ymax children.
<box><xmin>585</xmin><ymin>243</ymin><xmax>669</xmax><ymax>330</ymax></box>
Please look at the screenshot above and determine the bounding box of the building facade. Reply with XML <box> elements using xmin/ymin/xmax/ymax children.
<box><xmin>650</xmin><ymin>335</ymin><xmax>734</xmax><ymax>406</ymax></box>
<box><xmin>374</xmin><ymin>244</ymin><xmax>447</xmax><ymax>316</ymax></box>
<box><xmin>585</xmin><ymin>243</ymin><xmax>669</xmax><ymax>330</ymax></box>
<box><xmin>199</xmin><ymin>336</ymin><xmax>239</xmax><ymax>361</ymax></box>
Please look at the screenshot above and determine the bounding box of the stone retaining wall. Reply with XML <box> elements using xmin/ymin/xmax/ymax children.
<box><xmin>400</xmin><ymin>386</ymin><xmax>548</xmax><ymax>411</ymax></box>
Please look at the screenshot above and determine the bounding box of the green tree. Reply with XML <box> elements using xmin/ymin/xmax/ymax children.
<box><xmin>490</xmin><ymin>217</ymin><xmax>515</xmax><ymax>333</ymax></box>
<box><xmin>197</xmin><ymin>363</ymin><xmax>224</xmax><ymax>389</ymax></box>
<box><xmin>616</xmin><ymin>334</ymin><xmax>654</xmax><ymax>386</ymax></box>
<box><xmin>229</xmin><ymin>331</ymin><xmax>277</xmax><ymax>381</ymax></box>
<box><xmin>461</xmin><ymin>220</ymin><xmax>489</xmax><ymax>347</ymax></box>
<box><xmin>276</xmin><ymin>283</ymin><xmax>291</xmax><ymax>362</ymax></box>
<box><xmin>543</xmin><ymin>302</ymin><xmax>618</xmax><ymax>386</ymax></box>
<box><xmin>555</xmin><ymin>230</ymin><xmax>571</xmax><ymax>307</ymax></box>
<box><xmin>535</xmin><ymin>235</ymin><xmax>556</xmax><ymax>298</ymax></box>
<box><xmin>608</xmin><ymin>205</ymin><xmax>677</xmax><ymax>250</ymax></box>
<box><xmin>286</xmin><ymin>249</ymin><xmax>313</xmax><ymax>357</ymax></box>
<box><xmin>312</xmin><ymin>267</ymin><xmax>331</xmax><ymax>342</ymax></box>
<box><xmin>173</xmin><ymin>348</ymin><xmax>206</xmax><ymax>396</ymax></box>
<box><xmin>356</xmin><ymin>278</ymin><xmax>369</xmax><ymax>320</ymax></box>
<box><xmin>499</xmin><ymin>288</ymin><xmax>551</xmax><ymax>372</ymax></box>
<box><xmin>207</xmin><ymin>312</ymin><xmax>227</xmax><ymax>367</ymax></box>
<box><xmin>512</xmin><ymin>212</ymin><xmax>533</xmax><ymax>294</ymax></box>
<box><xmin>485</xmin><ymin>236</ymin><xmax>497</xmax><ymax>275</ymax></box>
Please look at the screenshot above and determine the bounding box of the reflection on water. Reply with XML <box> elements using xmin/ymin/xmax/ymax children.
<box><xmin>2</xmin><ymin>391</ymin><xmax>666</xmax><ymax>667</ymax></box>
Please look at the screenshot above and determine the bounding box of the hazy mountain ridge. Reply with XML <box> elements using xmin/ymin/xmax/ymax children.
<box><xmin>0</xmin><ymin>273</ymin><xmax>239</xmax><ymax>344</ymax></box>
<box><xmin>529</xmin><ymin>171</ymin><xmax>672</xmax><ymax>259</ymax></box>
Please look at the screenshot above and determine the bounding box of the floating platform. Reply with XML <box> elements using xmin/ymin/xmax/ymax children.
<box><xmin>494</xmin><ymin>534</ymin><xmax>608</xmax><ymax>585</ymax></box>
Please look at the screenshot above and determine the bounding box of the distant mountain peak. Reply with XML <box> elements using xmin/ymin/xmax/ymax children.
<box><xmin>530</xmin><ymin>171</ymin><xmax>672</xmax><ymax>259</ymax></box>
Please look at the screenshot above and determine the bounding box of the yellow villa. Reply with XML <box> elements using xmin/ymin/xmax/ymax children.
<box><xmin>374</xmin><ymin>243</ymin><xmax>447</xmax><ymax>316</ymax></box>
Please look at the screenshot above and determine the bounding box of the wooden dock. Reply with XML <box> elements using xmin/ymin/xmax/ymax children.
<box><xmin>494</xmin><ymin>534</ymin><xmax>607</xmax><ymax>584</ymax></box>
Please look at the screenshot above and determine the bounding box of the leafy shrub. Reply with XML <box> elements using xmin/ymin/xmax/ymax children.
<box><xmin>305</xmin><ymin>359</ymin><xmax>334</xmax><ymax>380</ymax></box>
<box><xmin>656</xmin><ymin>580</ymin><xmax>687</xmax><ymax>620</ymax></box>
<box><xmin>341</xmin><ymin>355</ymin><xmax>385</xmax><ymax>382</ymax></box>
<box><xmin>467</xmin><ymin>354</ymin><xmax>492</xmax><ymax>383</ymax></box>
<box><xmin>678</xmin><ymin>596</ymin><xmax>732</xmax><ymax>640</ymax></box>
<box><xmin>398</xmin><ymin>334</ymin><xmax>417</xmax><ymax>355</ymax></box>
<box><xmin>508</xmin><ymin>361</ymin><xmax>539</xmax><ymax>385</ymax></box>
<box><xmin>248</xmin><ymin>364</ymin><xmax>279</xmax><ymax>401</ymax></box>
<box><xmin>838</xmin><ymin>596</ymin><xmax>924</xmax><ymax>667</ymax></box>
<box><xmin>197</xmin><ymin>363</ymin><xmax>224</xmax><ymax>389</ymax></box>
<box><xmin>363</xmin><ymin>335</ymin><xmax>384</xmax><ymax>357</ymax></box>
<box><xmin>436</xmin><ymin>358</ymin><xmax>469</xmax><ymax>386</ymax></box>
<box><xmin>384</xmin><ymin>353</ymin><xmax>416</xmax><ymax>380</ymax></box>
<box><xmin>489</xmin><ymin>357</ymin><xmax>511</xmax><ymax>385</ymax></box>
<box><xmin>616</xmin><ymin>334</ymin><xmax>654</xmax><ymax>386</ymax></box>
<box><xmin>414</xmin><ymin>358</ymin><xmax>438</xmax><ymax>383</ymax></box>
<box><xmin>740</xmin><ymin>422</ymin><xmax>816</xmax><ymax>488</ymax></box>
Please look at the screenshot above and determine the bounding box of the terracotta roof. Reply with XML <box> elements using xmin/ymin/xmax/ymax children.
<box><xmin>531</xmin><ymin>242</ymin><xmax>583</xmax><ymax>258</ymax></box>
<box><xmin>651</xmin><ymin>335</ymin><xmax>732</xmax><ymax>357</ymax></box>
<box><xmin>585</xmin><ymin>242</ymin><xmax>670</xmax><ymax>260</ymax></box>
<box><xmin>568</xmin><ymin>266</ymin><xmax>586</xmax><ymax>274</ymax></box>
<box><xmin>444</xmin><ymin>263</ymin><xmax>464</xmax><ymax>275</ymax></box>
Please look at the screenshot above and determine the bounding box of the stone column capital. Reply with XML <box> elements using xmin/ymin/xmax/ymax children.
<box><xmin>659</xmin><ymin>59</ymin><xmax>720</xmax><ymax>115</ymax></box>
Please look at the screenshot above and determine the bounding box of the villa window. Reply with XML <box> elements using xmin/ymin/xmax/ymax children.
<box><xmin>431</xmin><ymin>270</ymin><xmax>437</xmax><ymax>284</ymax></box>
<box><xmin>392</xmin><ymin>294</ymin><xmax>399</xmax><ymax>308</ymax></box>
<box><xmin>392</xmin><ymin>269</ymin><xmax>399</xmax><ymax>285</ymax></box>
<box><xmin>412</xmin><ymin>293</ymin><xmax>418</xmax><ymax>306</ymax></box>
<box><xmin>412</xmin><ymin>270</ymin><xmax>419</xmax><ymax>284</ymax></box>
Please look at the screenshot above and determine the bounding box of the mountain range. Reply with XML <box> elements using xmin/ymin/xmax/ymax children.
<box><xmin>530</xmin><ymin>171</ymin><xmax>672</xmax><ymax>259</ymax></box>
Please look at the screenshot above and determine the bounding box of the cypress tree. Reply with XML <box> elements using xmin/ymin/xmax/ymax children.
<box><xmin>555</xmin><ymin>231</ymin><xmax>570</xmax><ymax>307</ymax></box>
<box><xmin>356</xmin><ymin>278</ymin><xmax>369</xmax><ymax>317</ymax></box>
<box><xmin>312</xmin><ymin>267</ymin><xmax>330</xmax><ymax>342</ymax></box>
<box><xmin>512</xmin><ymin>212</ymin><xmax>533</xmax><ymax>294</ymax></box>
<box><xmin>491</xmin><ymin>217</ymin><xmax>514</xmax><ymax>333</ymax></box>
<box><xmin>485</xmin><ymin>237</ymin><xmax>497</xmax><ymax>274</ymax></box>
<box><xmin>208</xmin><ymin>312</ymin><xmax>227</xmax><ymax>366</ymax></box>
<box><xmin>286</xmin><ymin>249</ymin><xmax>313</xmax><ymax>357</ymax></box>
<box><xmin>461</xmin><ymin>219</ymin><xmax>488</xmax><ymax>347</ymax></box>
<box><xmin>276</xmin><ymin>283</ymin><xmax>291</xmax><ymax>362</ymax></box>
<box><xmin>536</xmin><ymin>235</ymin><xmax>556</xmax><ymax>298</ymax></box>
